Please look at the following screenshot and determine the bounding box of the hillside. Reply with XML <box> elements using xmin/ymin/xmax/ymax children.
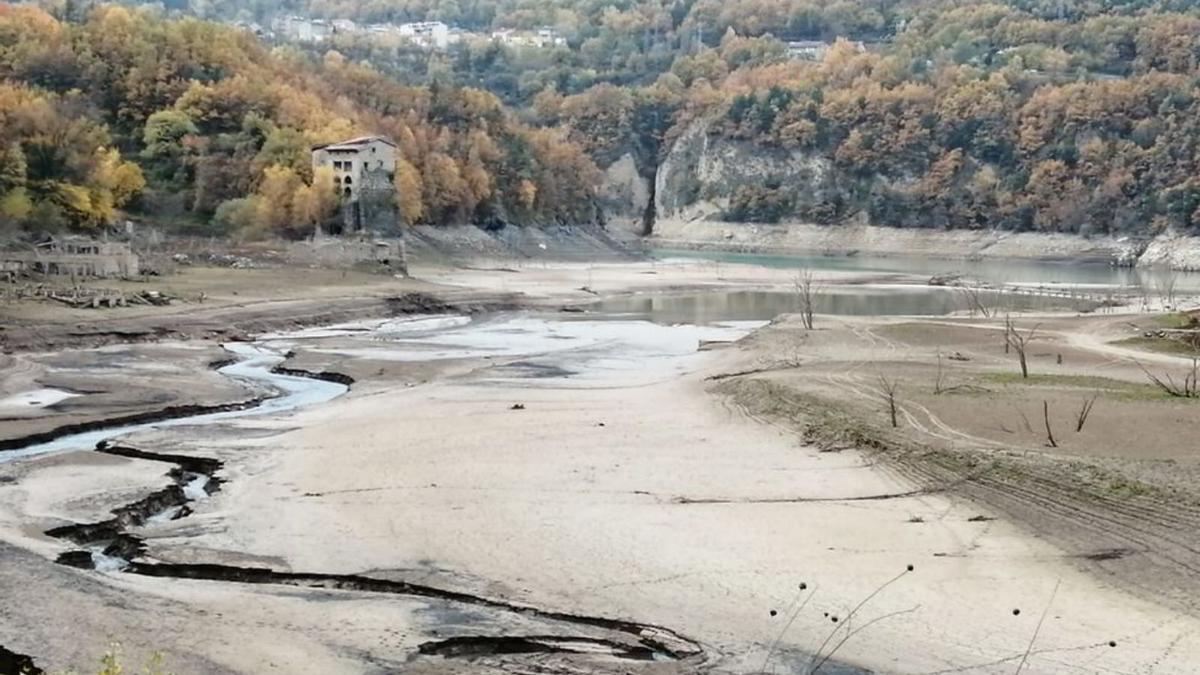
<box><xmin>5</xmin><ymin>0</ymin><xmax>1200</xmax><ymax>245</ymax></box>
<box><xmin>0</xmin><ymin>3</ymin><xmax>600</xmax><ymax>239</ymax></box>
<box><xmin>212</xmin><ymin>0</ymin><xmax>1200</xmax><ymax>241</ymax></box>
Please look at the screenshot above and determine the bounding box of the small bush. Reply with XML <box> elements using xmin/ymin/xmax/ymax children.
<box><xmin>722</xmin><ymin>183</ymin><xmax>794</xmax><ymax>223</ymax></box>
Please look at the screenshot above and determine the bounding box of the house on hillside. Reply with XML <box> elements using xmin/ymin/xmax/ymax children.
<box><xmin>398</xmin><ymin>21</ymin><xmax>452</xmax><ymax>48</ymax></box>
<box><xmin>311</xmin><ymin>136</ymin><xmax>399</xmax><ymax>234</ymax></box>
<box><xmin>490</xmin><ymin>27</ymin><xmax>566</xmax><ymax>48</ymax></box>
<box><xmin>786</xmin><ymin>39</ymin><xmax>865</xmax><ymax>61</ymax></box>
<box><xmin>274</xmin><ymin>16</ymin><xmax>333</xmax><ymax>42</ymax></box>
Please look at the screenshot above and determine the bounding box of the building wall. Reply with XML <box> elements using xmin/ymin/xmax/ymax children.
<box><xmin>313</xmin><ymin>138</ymin><xmax>399</xmax><ymax>234</ymax></box>
<box><xmin>2</xmin><ymin>250</ymin><xmax>139</xmax><ymax>278</ymax></box>
<box><xmin>312</xmin><ymin>139</ymin><xmax>396</xmax><ymax>203</ymax></box>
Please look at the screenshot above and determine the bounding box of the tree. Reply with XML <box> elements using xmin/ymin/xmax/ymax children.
<box><xmin>291</xmin><ymin>166</ymin><xmax>340</xmax><ymax>235</ymax></box>
<box><xmin>250</xmin><ymin>164</ymin><xmax>303</xmax><ymax>237</ymax></box>
<box><xmin>142</xmin><ymin>110</ymin><xmax>198</xmax><ymax>170</ymax></box>
<box><xmin>793</xmin><ymin>270</ymin><xmax>818</xmax><ymax>330</ymax></box>
<box><xmin>1005</xmin><ymin>319</ymin><xmax>1040</xmax><ymax>379</ymax></box>
<box><xmin>394</xmin><ymin>158</ymin><xmax>424</xmax><ymax>225</ymax></box>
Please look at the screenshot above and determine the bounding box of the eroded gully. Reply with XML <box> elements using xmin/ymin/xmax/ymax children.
<box><xmin>3</xmin><ymin>331</ymin><xmax>707</xmax><ymax>672</ymax></box>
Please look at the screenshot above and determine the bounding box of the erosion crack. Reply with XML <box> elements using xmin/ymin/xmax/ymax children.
<box><xmin>0</xmin><ymin>398</ymin><xmax>268</xmax><ymax>453</ymax></box>
<box><xmin>671</xmin><ymin>488</ymin><xmax>933</xmax><ymax>505</ymax></box>
<box><xmin>42</xmin><ymin>443</ymin><xmax>705</xmax><ymax>664</ymax></box>
<box><xmin>415</xmin><ymin>635</ymin><xmax>659</xmax><ymax>660</ymax></box>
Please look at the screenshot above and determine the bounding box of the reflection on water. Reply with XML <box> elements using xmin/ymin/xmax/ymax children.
<box><xmin>590</xmin><ymin>288</ymin><xmax>1086</xmax><ymax>324</ymax></box>
<box><xmin>653</xmin><ymin>249</ymin><xmax>1200</xmax><ymax>290</ymax></box>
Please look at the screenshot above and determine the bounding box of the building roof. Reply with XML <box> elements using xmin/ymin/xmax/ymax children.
<box><xmin>312</xmin><ymin>135</ymin><xmax>397</xmax><ymax>152</ymax></box>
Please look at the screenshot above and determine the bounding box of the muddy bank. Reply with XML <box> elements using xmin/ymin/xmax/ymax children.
<box><xmin>38</xmin><ymin>441</ymin><xmax>707</xmax><ymax>672</ymax></box>
<box><xmin>0</xmin><ymin>291</ymin><xmax>518</xmax><ymax>354</ymax></box>
<box><xmin>715</xmin><ymin>313</ymin><xmax>1200</xmax><ymax>619</ymax></box>
<box><xmin>0</xmin><ymin>397</ymin><xmax>266</xmax><ymax>453</ymax></box>
<box><xmin>407</xmin><ymin>223</ymin><xmax>644</xmax><ymax>264</ymax></box>
<box><xmin>0</xmin><ymin>343</ymin><xmax>258</xmax><ymax>448</ymax></box>
<box><xmin>650</xmin><ymin>218</ymin><xmax>1148</xmax><ymax>265</ymax></box>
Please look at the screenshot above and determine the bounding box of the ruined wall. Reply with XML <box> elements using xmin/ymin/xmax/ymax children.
<box><xmin>342</xmin><ymin>169</ymin><xmax>399</xmax><ymax>235</ymax></box>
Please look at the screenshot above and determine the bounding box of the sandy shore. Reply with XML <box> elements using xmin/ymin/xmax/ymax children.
<box><xmin>2</xmin><ymin>259</ymin><xmax>1200</xmax><ymax>673</ymax></box>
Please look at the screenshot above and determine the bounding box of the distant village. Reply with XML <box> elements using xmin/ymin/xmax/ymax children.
<box><xmin>237</xmin><ymin>16</ymin><xmax>569</xmax><ymax>50</ymax></box>
<box><xmin>235</xmin><ymin>15</ymin><xmax>857</xmax><ymax>59</ymax></box>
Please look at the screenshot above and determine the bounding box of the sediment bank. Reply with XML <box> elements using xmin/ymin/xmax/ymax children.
<box><xmin>647</xmin><ymin>218</ymin><xmax>1190</xmax><ymax>266</ymax></box>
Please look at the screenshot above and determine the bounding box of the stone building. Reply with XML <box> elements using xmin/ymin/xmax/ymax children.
<box><xmin>311</xmin><ymin>136</ymin><xmax>399</xmax><ymax>234</ymax></box>
<box><xmin>1</xmin><ymin>237</ymin><xmax>139</xmax><ymax>278</ymax></box>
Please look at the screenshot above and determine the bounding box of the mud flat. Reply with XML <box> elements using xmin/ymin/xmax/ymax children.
<box><xmin>2</xmin><ymin>261</ymin><xmax>1200</xmax><ymax>673</ymax></box>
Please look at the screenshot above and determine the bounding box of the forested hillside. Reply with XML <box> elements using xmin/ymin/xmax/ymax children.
<box><xmin>0</xmin><ymin>3</ymin><xmax>599</xmax><ymax>237</ymax></box>
<box><xmin>5</xmin><ymin>0</ymin><xmax>1200</xmax><ymax>239</ymax></box>
<box><xmin>204</xmin><ymin>0</ymin><xmax>1200</xmax><ymax>237</ymax></box>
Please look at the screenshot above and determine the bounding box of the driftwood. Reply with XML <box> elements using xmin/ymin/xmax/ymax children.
<box><xmin>705</xmin><ymin>367</ymin><xmax>779</xmax><ymax>381</ymax></box>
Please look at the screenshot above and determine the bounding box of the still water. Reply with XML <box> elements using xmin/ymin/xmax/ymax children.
<box><xmin>590</xmin><ymin>287</ymin><xmax>1089</xmax><ymax>325</ymax></box>
<box><xmin>652</xmin><ymin>249</ymin><xmax>1200</xmax><ymax>290</ymax></box>
<box><xmin>2</xmin><ymin>343</ymin><xmax>348</xmax><ymax>462</ymax></box>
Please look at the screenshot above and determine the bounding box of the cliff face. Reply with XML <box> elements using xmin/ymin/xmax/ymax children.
<box><xmin>654</xmin><ymin>118</ymin><xmax>838</xmax><ymax>224</ymax></box>
<box><xmin>599</xmin><ymin>153</ymin><xmax>651</xmax><ymax>221</ymax></box>
<box><xmin>622</xmin><ymin>117</ymin><xmax>1200</xmax><ymax>267</ymax></box>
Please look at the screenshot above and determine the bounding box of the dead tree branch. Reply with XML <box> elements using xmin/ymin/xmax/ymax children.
<box><xmin>1042</xmin><ymin>401</ymin><xmax>1057</xmax><ymax>448</ymax></box>
<box><xmin>1138</xmin><ymin>358</ymin><xmax>1199</xmax><ymax>398</ymax></box>
<box><xmin>879</xmin><ymin>374</ymin><xmax>901</xmax><ymax>428</ymax></box>
<box><xmin>1006</xmin><ymin>321</ymin><xmax>1040</xmax><ymax>379</ymax></box>
<box><xmin>1075</xmin><ymin>394</ymin><xmax>1098</xmax><ymax>432</ymax></box>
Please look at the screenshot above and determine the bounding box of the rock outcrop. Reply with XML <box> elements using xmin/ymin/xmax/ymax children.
<box><xmin>654</xmin><ymin>117</ymin><xmax>837</xmax><ymax>223</ymax></box>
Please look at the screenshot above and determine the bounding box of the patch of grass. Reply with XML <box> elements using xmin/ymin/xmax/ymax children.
<box><xmin>981</xmin><ymin>372</ymin><xmax>1135</xmax><ymax>390</ymax></box>
<box><xmin>1153</xmin><ymin>312</ymin><xmax>1198</xmax><ymax>330</ymax></box>
<box><xmin>1073</xmin><ymin>462</ymin><xmax>1154</xmax><ymax>498</ymax></box>
<box><xmin>1112</xmin><ymin>336</ymin><xmax>1199</xmax><ymax>356</ymax></box>
<box><xmin>980</xmin><ymin>371</ymin><xmax>1188</xmax><ymax>402</ymax></box>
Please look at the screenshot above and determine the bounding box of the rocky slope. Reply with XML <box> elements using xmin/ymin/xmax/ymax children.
<box><xmin>614</xmin><ymin>116</ymin><xmax>1200</xmax><ymax>268</ymax></box>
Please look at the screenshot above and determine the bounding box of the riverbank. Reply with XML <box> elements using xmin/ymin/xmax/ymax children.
<box><xmin>716</xmin><ymin>311</ymin><xmax>1200</xmax><ymax>616</ymax></box>
<box><xmin>0</xmin><ymin>259</ymin><xmax>878</xmax><ymax>446</ymax></box>
<box><xmin>3</xmin><ymin>260</ymin><xmax>1200</xmax><ymax>673</ymax></box>
<box><xmin>647</xmin><ymin>217</ymin><xmax>1200</xmax><ymax>268</ymax></box>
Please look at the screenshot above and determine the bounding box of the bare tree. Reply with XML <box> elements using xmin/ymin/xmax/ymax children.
<box><xmin>878</xmin><ymin>374</ymin><xmax>901</xmax><ymax>428</ymax></box>
<box><xmin>1042</xmin><ymin>401</ymin><xmax>1057</xmax><ymax>448</ymax></box>
<box><xmin>1139</xmin><ymin>358</ymin><xmax>1199</xmax><ymax>398</ymax></box>
<box><xmin>958</xmin><ymin>285</ymin><xmax>994</xmax><ymax>318</ymax></box>
<box><xmin>1154</xmin><ymin>267</ymin><xmax>1180</xmax><ymax>309</ymax></box>
<box><xmin>793</xmin><ymin>270</ymin><xmax>818</xmax><ymax>330</ymax></box>
<box><xmin>1006</xmin><ymin>321</ymin><xmax>1040</xmax><ymax>379</ymax></box>
<box><xmin>1075</xmin><ymin>394</ymin><xmax>1098</xmax><ymax>432</ymax></box>
<box><xmin>934</xmin><ymin>349</ymin><xmax>945</xmax><ymax>395</ymax></box>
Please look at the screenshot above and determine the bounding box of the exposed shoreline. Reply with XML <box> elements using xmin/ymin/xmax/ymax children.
<box><xmin>3</xmin><ymin>260</ymin><xmax>1200</xmax><ymax>673</ymax></box>
<box><xmin>645</xmin><ymin>217</ymin><xmax>1200</xmax><ymax>269</ymax></box>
